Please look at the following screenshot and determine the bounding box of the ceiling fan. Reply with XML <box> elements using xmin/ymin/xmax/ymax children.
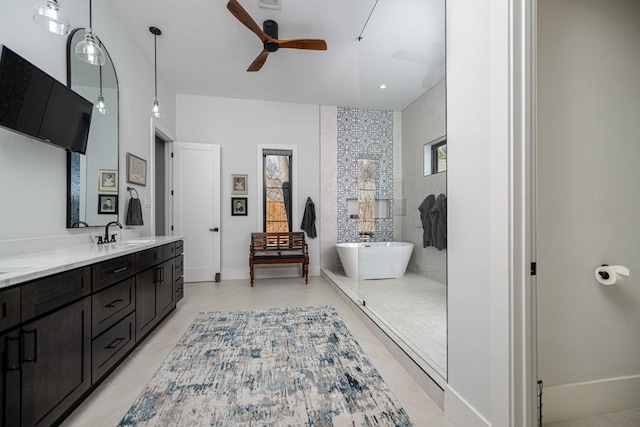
<box><xmin>226</xmin><ymin>0</ymin><xmax>327</xmax><ymax>72</ymax></box>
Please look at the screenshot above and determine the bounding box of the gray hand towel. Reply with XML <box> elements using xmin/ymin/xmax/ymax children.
<box><xmin>126</xmin><ymin>197</ymin><xmax>144</xmax><ymax>226</ymax></box>
<box><xmin>418</xmin><ymin>195</ymin><xmax>435</xmax><ymax>247</ymax></box>
<box><xmin>301</xmin><ymin>197</ymin><xmax>317</xmax><ymax>238</ymax></box>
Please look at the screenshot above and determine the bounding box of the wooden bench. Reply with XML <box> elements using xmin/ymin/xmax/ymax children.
<box><xmin>249</xmin><ymin>232</ymin><xmax>309</xmax><ymax>286</ymax></box>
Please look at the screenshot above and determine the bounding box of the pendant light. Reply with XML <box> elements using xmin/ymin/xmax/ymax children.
<box><xmin>95</xmin><ymin>66</ymin><xmax>109</xmax><ymax>115</ymax></box>
<box><xmin>149</xmin><ymin>26</ymin><xmax>165</xmax><ymax>119</ymax></box>
<box><xmin>33</xmin><ymin>0</ymin><xmax>70</xmax><ymax>35</ymax></box>
<box><xmin>75</xmin><ymin>0</ymin><xmax>105</xmax><ymax>66</ymax></box>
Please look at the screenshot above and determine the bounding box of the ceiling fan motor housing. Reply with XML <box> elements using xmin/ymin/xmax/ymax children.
<box><xmin>263</xmin><ymin>19</ymin><xmax>278</xmax><ymax>38</ymax></box>
<box><xmin>263</xmin><ymin>20</ymin><xmax>279</xmax><ymax>52</ymax></box>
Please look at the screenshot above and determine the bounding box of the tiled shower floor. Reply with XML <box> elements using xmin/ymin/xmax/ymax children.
<box><xmin>324</xmin><ymin>269</ymin><xmax>447</xmax><ymax>379</ymax></box>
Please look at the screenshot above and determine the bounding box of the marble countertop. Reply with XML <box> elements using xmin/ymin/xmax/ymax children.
<box><xmin>0</xmin><ymin>236</ymin><xmax>183</xmax><ymax>289</ymax></box>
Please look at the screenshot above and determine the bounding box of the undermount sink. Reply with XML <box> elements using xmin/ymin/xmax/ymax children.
<box><xmin>122</xmin><ymin>239</ymin><xmax>157</xmax><ymax>245</ymax></box>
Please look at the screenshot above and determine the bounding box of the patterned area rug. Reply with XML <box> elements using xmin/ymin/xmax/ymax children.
<box><xmin>118</xmin><ymin>306</ymin><xmax>413</xmax><ymax>426</ymax></box>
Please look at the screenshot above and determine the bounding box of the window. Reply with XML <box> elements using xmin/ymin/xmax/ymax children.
<box><xmin>424</xmin><ymin>136</ymin><xmax>447</xmax><ymax>176</ymax></box>
<box><xmin>263</xmin><ymin>149</ymin><xmax>292</xmax><ymax>232</ymax></box>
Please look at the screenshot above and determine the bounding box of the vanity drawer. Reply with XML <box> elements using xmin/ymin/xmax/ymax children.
<box><xmin>92</xmin><ymin>312</ymin><xmax>136</xmax><ymax>384</ymax></box>
<box><xmin>22</xmin><ymin>267</ymin><xmax>91</xmax><ymax>321</ymax></box>
<box><xmin>92</xmin><ymin>254</ymin><xmax>135</xmax><ymax>292</ymax></box>
<box><xmin>0</xmin><ymin>287</ymin><xmax>21</xmax><ymax>333</ymax></box>
<box><xmin>136</xmin><ymin>247</ymin><xmax>161</xmax><ymax>272</ymax></box>
<box><xmin>175</xmin><ymin>240</ymin><xmax>184</xmax><ymax>256</ymax></box>
<box><xmin>175</xmin><ymin>254</ymin><xmax>184</xmax><ymax>279</ymax></box>
<box><xmin>175</xmin><ymin>276</ymin><xmax>184</xmax><ymax>303</ymax></box>
<box><xmin>159</xmin><ymin>243</ymin><xmax>176</xmax><ymax>263</ymax></box>
<box><xmin>92</xmin><ymin>277</ymin><xmax>135</xmax><ymax>338</ymax></box>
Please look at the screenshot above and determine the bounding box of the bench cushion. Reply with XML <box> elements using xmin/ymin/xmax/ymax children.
<box><xmin>253</xmin><ymin>250</ymin><xmax>282</xmax><ymax>258</ymax></box>
<box><xmin>253</xmin><ymin>250</ymin><xmax>305</xmax><ymax>260</ymax></box>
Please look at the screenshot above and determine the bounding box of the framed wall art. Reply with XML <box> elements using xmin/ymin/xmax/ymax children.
<box><xmin>231</xmin><ymin>197</ymin><xmax>247</xmax><ymax>216</ymax></box>
<box><xmin>98</xmin><ymin>169</ymin><xmax>118</xmax><ymax>192</ymax></box>
<box><xmin>98</xmin><ymin>194</ymin><xmax>118</xmax><ymax>214</ymax></box>
<box><xmin>126</xmin><ymin>153</ymin><xmax>147</xmax><ymax>186</ymax></box>
<box><xmin>231</xmin><ymin>174</ymin><xmax>248</xmax><ymax>195</ymax></box>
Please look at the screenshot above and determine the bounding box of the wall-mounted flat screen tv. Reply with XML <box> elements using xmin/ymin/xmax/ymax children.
<box><xmin>0</xmin><ymin>45</ymin><xmax>92</xmax><ymax>154</ymax></box>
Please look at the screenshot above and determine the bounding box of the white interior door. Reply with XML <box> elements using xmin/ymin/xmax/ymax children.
<box><xmin>172</xmin><ymin>142</ymin><xmax>221</xmax><ymax>282</ymax></box>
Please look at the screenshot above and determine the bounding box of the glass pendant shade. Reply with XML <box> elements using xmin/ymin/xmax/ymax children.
<box><xmin>95</xmin><ymin>94</ymin><xmax>109</xmax><ymax>115</ymax></box>
<box><xmin>76</xmin><ymin>28</ymin><xmax>105</xmax><ymax>66</ymax></box>
<box><xmin>151</xmin><ymin>98</ymin><xmax>165</xmax><ymax>119</ymax></box>
<box><xmin>33</xmin><ymin>0</ymin><xmax>70</xmax><ymax>35</ymax></box>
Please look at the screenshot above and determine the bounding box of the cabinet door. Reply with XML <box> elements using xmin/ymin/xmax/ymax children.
<box><xmin>135</xmin><ymin>267</ymin><xmax>158</xmax><ymax>341</ymax></box>
<box><xmin>157</xmin><ymin>259</ymin><xmax>175</xmax><ymax>320</ymax></box>
<box><xmin>0</xmin><ymin>330</ymin><xmax>21</xmax><ymax>427</ymax></box>
<box><xmin>0</xmin><ymin>288</ymin><xmax>21</xmax><ymax>334</ymax></box>
<box><xmin>21</xmin><ymin>297</ymin><xmax>91</xmax><ymax>427</ymax></box>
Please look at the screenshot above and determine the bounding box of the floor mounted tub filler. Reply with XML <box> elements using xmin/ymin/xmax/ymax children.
<box><xmin>336</xmin><ymin>242</ymin><xmax>414</xmax><ymax>280</ymax></box>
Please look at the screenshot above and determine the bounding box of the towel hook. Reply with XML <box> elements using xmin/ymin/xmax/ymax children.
<box><xmin>127</xmin><ymin>186</ymin><xmax>139</xmax><ymax>199</ymax></box>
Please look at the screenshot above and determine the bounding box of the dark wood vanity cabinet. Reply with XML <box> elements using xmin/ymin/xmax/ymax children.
<box><xmin>0</xmin><ymin>240</ymin><xmax>183</xmax><ymax>427</ymax></box>
<box><xmin>91</xmin><ymin>274</ymin><xmax>136</xmax><ymax>385</ymax></box>
<box><xmin>136</xmin><ymin>245</ymin><xmax>176</xmax><ymax>342</ymax></box>
<box><xmin>21</xmin><ymin>297</ymin><xmax>92</xmax><ymax>427</ymax></box>
<box><xmin>0</xmin><ymin>267</ymin><xmax>92</xmax><ymax>427</ymax></box>
<box><xmin>0</xmin><ymin>328</ymin><xmax>21</xmax><ymax>427</ymax></box>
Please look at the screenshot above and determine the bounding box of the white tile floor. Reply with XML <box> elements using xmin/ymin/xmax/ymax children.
<box><xmin>544</xmin><ymin>407</ymin><xmax>640</xmax><ymax>427</ymax></box>
<box><xmin>61</xmin><ymin>276</ymin><xmax>451</xmax><ymax>427</ymax></box>
<box><xmin>324</xmin><ymin>270</ymin><xmax>447</xmax><ymax>379</ymax></box>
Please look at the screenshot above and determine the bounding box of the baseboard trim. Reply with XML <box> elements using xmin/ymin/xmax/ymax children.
<box><xmin>543</xmin><ymin>374</ymin><xmax>640</xmax><ymax>423</ymax></box>
<box><xmin>444</xmin><ymin>385</ymin><xmax>491</xmax><ymax>427</ymax></box>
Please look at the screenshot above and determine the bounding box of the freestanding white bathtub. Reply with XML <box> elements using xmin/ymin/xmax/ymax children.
<box><xmin>336</xmin><ymin>242</ymin><xmax>414</xmax><ymax>280</ymax></box>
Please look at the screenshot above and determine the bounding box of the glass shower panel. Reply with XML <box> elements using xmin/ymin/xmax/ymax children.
<box><xmin>356</xmin><ymin>0</ymin><xmax>447</xmax><ymax>382</ymax></box>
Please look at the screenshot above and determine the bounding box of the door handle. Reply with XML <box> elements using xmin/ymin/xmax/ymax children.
<box><xmin>209</xmin><ymin>228</ymin><xmax>219</xmax><ymax>232</ymax></box>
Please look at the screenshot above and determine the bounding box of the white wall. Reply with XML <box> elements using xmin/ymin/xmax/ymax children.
<box><xmin>445</xmin><ymin>0</ymin><xmax>493</xmax><ymax>424</ymax></box>
<box><xmin>176</xmin><ymin>95</ymin><xmax>320</xmax><ymax>280</ymax></box>
<box><xmin>0</xmin><ymin>0</ymin><xmax>175</xmax><ymax>240</ymax></box>
<box><xmin>537</xmin><ymin>0</ymin><xmax>640</xmax><ymax>421</ymax></box>
<box><xmin>402</xmin><ymin>79</ymin><xmax>447</xmax><ymax>284</ymax></box>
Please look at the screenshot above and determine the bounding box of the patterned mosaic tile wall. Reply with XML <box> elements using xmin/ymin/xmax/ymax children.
<box><xmin>337</xmin><ymin>107</ymin><xmax>394</xmax><ymax>243</ymax></box>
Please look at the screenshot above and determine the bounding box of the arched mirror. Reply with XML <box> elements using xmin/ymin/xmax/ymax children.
<box><xmin>66</xmin><ymin>28</ymin><xmax>119</xmax><ymax>228</ymax></box>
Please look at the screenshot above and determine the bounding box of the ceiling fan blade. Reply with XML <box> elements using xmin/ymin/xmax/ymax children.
<box><xmin>277</xmin><ymin>39</ymin><xmax>327</xmax><ymax>51</ymax></box>
<box><xmin>227</xmin><ymin>0</ymin><xmax>269</xmax><ymax>43</ymax></box>
<box><xmin>247</xmin><ymin>50</ymin><xmax>270</xmax><ymax>72</ymax></box>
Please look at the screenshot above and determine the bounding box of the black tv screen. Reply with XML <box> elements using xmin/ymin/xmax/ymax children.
<box><xmin>0</xmin><ymin>46</ymin><xmax>92</xmax><ymax>154</ymax></box>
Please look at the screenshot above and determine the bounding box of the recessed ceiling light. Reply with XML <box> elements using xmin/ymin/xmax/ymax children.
<box><xmin>379</xmin><ymin>84</ymin><xmax>387</xmax><ymax>89</ymax></box>
<box><xmin>259</xmin><ymin>0</ymin><xmax>281</xmax><ymax>9</ymax></box>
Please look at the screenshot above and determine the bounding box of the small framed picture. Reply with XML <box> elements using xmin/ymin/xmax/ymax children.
<box><xmin>126</xmin><ymin>153</ymin><xmax>147</xmax><ymax>186</ymax></box>
<box><xmin>231</xmin><ymin>197</ymin><xmax>247</xmax><ymax>216</ymax></box>
<box><xmin>231</xmin><ymin>174</ymin><xmax>248</xmax><ymax>195</ymax></box>
<box><xmin>98</xmin><ymin>169</ymin><xmax>118</xmax><ymax>192</ymax></box>
<box><xmin>98</xmin><ymin>194</ymin><xmax>118</xmax><ymax>214</ymax></box>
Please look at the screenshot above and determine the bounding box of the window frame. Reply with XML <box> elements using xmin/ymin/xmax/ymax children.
<box><xmin>262</xmin><ymin>149</ymin><xmax>293</xmax><ymax>232</ymax></box>
<box><xmin>424</xmin><ymin>136</ymin><xmax>447</xmax><ymax>176</ymax></box>
<box><xmin>257</xmin><ymin>144</ymin><xmax>298</xmax><ymax>233</ymax></box>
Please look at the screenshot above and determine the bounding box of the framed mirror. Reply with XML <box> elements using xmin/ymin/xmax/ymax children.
<box><xmin>66</xmin><ymin>28</ymin><xmax>119</xmax><ymax>228</ymax></box>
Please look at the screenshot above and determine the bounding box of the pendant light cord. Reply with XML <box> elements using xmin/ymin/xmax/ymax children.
<box><xmin>154</xmin><ymin>33</ymin><xmax>158</xmax><ymax>98</ymax></box>
<box><xmin>99</xmin><ymin>65</ymin><xmax>103</xmax><ymax>94</ymax></box>
<box><xmin>89</xmin><ymin>0</ymin><xmax>93</xmax><ymax>29</ymax></box>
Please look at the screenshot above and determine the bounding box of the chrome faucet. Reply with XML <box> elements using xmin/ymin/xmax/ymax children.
<box><xmin>98</xmin><ymin>221</ymin><xmax>123</xmax><ymax>244</ymax></box>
